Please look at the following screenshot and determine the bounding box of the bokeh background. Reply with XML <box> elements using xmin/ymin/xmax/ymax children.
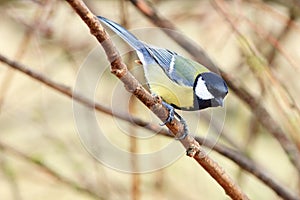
<box><xmin>0</xmin><ymin>0</ymin><xmax>300</xmax><ymax>199</ymax></box>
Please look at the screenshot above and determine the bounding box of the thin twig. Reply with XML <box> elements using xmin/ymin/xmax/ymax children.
<box><xmin>0</xmin><ymin>53</ymin><xmax>298</xmax><ymax>200</ymax></box>
<box><xmin>266</xmin><ymin>9</ymin><xmax>295</xmax><ymax>66</ymax></box>
<box><xmin>0</xmin><ymin>150</ymin><xmax>22</xmax><ymax>200</ymax></box>
<box><xmin>120</xmin><ymin>1</ymin><xmax>141</xmax><ymax>198</ymax></box>
<box><xmin>212</xmin><ymin>0</ymin><xmax>300</xmax><ymax>173</ymax></box>
<box><xmin>0</xmin><ymin>141</ymin><xmax>104</xmax><ymax>199</ymax></box>
<box><xmin>0</xmin><ymin>0</ymin><xmax>55</xmax><ymax>111</ymax></box>
<box><xmin>253</xmin><ymin>1</ymin><xmax>300</xmax><ymax>33</ymax></box>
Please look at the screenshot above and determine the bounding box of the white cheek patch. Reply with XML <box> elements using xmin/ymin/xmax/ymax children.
<box><xmin>195</xmin><ymin>77</ymin><xmax>214</xmax><ymax>100</ymax></box>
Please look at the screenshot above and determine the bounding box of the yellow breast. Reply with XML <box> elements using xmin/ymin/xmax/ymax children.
<box><xmin>144</xmin><ymin>64</ymin><xmax>194</xmax><ymax>109</ymax></box>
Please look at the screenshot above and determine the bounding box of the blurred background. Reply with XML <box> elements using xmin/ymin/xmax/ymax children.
<box><xmin>0</xmin><ymin>0</ymin><xmax>300</xmax><ymax>199</ymax></box>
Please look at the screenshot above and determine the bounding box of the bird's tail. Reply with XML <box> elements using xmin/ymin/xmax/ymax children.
<box><xmin>97</xmin><ymin>16</ymin><xmax>145</xmax><ymax>51</ymax></box>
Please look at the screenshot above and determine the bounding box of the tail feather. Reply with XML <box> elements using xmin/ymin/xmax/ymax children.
<box><xmin>97</xmin><ymin>16</ymin><xmax>145</xmax><ymax>51</ymax></box>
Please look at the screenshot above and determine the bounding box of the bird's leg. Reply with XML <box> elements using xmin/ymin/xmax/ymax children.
<box><xmin>160</xmin><ymin>101</ymin><xmax>175</xmax><ymax>126</ymax></box>
<box><xmin>174</xmin><ymin>112</ymin><xmax>189</xmax><ymax>140</ymax></box>
<box><xmin>160</xmin><ymin>101</ymin><xmax>189</xmax><ymax>140</ymax></box>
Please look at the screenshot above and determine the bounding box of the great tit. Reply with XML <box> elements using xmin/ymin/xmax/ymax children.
<box><xmin>98</xmin><ymin>16</ymin><xmax>228</xmax><ymax>123</ymax></box>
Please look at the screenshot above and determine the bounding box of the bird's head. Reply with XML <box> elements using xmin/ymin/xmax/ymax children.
<box><xmin>193</xmin><ymin>72</ymin><xmax>228</xmax><ymax>110</ymax></box>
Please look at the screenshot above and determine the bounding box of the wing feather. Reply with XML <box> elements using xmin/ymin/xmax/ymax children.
<box><xmin>145</xmin><ymin>46</ymin><xmax>208</xmax><ymax>87</ymax></box>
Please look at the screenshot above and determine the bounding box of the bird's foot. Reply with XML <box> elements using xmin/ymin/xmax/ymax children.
<box><xmin>160</xmin><ymin>101</ymin><xmax>175</xmax><ymax>126</ymax></box>
<box><xmin>159</xmin><ymin>102</ymin><xmax>189</xmax><ymax>140</ymax></box>
<box><xmin>174</xmin><ymin>115</ymin><xmax>188</xmax><ymax>140</ymax></box>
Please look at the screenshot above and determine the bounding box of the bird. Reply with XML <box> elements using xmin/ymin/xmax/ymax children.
<box><xmin>98</xmin><ymin>16</ymin><xmax>228</xmax><ymax>130</ymax></box>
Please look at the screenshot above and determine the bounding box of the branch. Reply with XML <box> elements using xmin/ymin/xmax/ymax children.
<box><xmin>0</xmin><ymin>53</ymin><xmax>298</xmax><ymax>200</ymax></box>
<box><xmin>128</xmin><ymin>0</ymin><xmax>300</xmax><ymax>175</ymax></box>
<box><xmin>64</xmin><ymin>1</ymin><xmax>248</xmax><ymax>199</ymax></box>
